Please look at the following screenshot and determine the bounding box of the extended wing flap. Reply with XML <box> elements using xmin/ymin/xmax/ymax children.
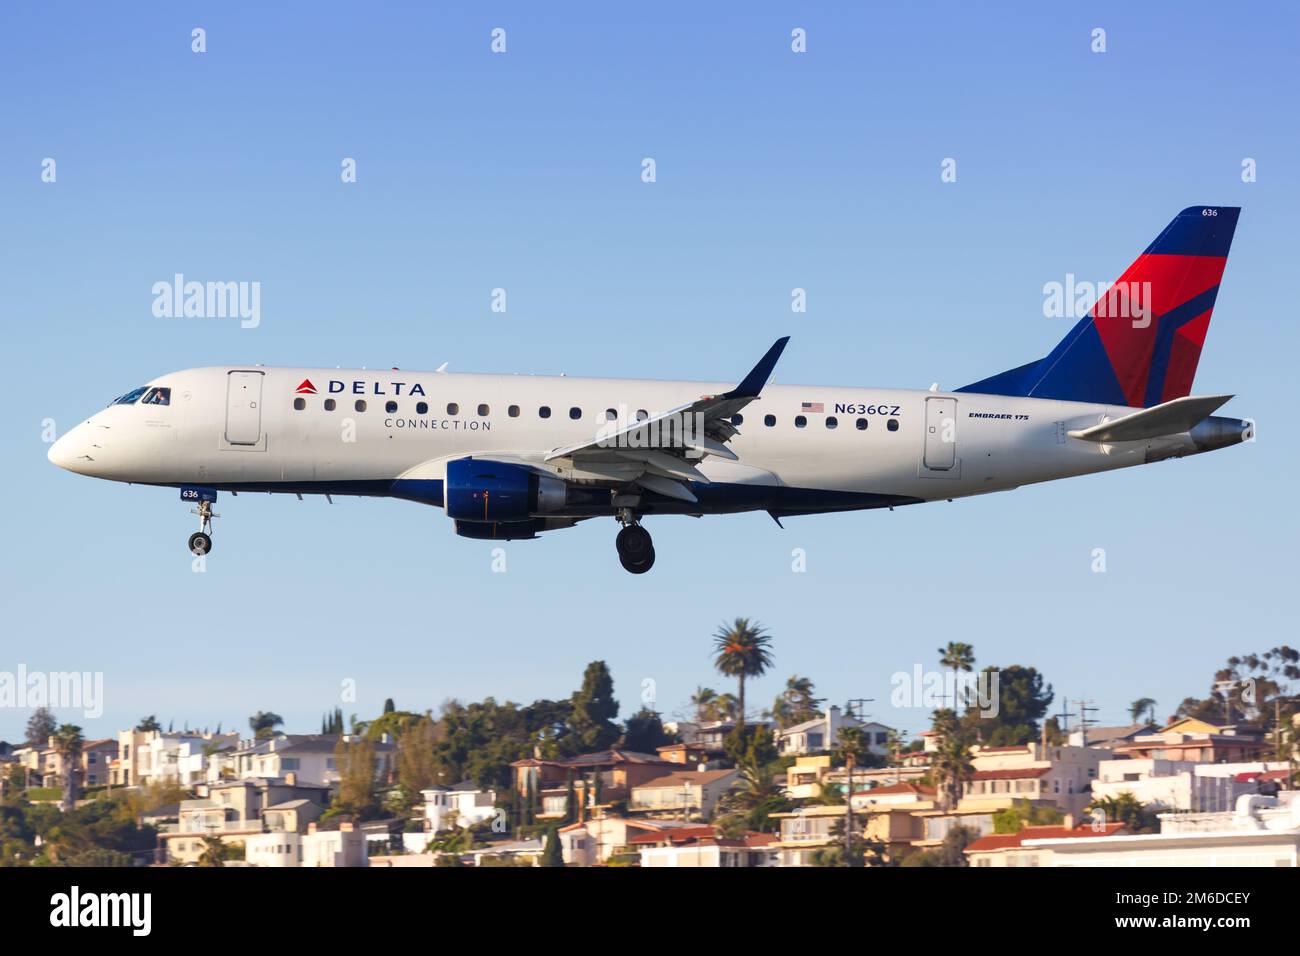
<box><xmin>1068</xmin><ymin>394</ymin><xmax>1234</xmax><ymax>443</ymax></box>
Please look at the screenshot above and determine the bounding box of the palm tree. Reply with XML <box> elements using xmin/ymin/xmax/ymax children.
<box><xmin>712</xmin><ymin>618</ymin><xmax>774</xmax><ymax>731</ymax></box>
<box><xmin>690</xmin><ymin>686</ymin><xmax>719</xmax><ymax>722</ymax></box>
<box><xmin>712</xmin><ymin>693</ymin><xmax>739</xmax><ymax>722</ymax></box>
<box><xmin>929</xmin><ymin>711</ymin><xmax>973</xmax><ymax>811</ymax></box>
<box><xmin>770</xmin><ymin>675</ymin><xmax>822</xmax><ymax>729</ymax></box>
<box><xmin>51</xmin><ymin>724</ymin><xmax>84</xmax><ymax>812</ymax></box>
<box><xmin>248</xmin><ymin>711</ymin><xmax>284</xmax><ymax>739</ymax></box>
<box><xmin>1128</xmin><ymin>697</ymin><xmax>1157</xmax><ymax>726</ymax></box>
<box><xmin>938</xmin><ymin>642</ymin><xmax>976</xmax><ymax>711</ymax></box>
<box><xmin>197</xmin><ymin>835</ymin><xmax>227</xmax><ymax>867</ymax></box>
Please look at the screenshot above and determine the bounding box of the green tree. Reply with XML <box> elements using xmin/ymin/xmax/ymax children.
<box><xmin>333</xmin><ymin>737</ymin><xmax>379</xmax><ymax>819</ymax></box>
<box><xmin>25</xmin><ymin>707</ymin><xmax>56</xmax><ymax>749</ymax></box>
<box><xmin>963</xmin><ymin>665</ymin><xmax>1054</xmax><ymax>745</ymax></box>
<box><xmin>902</xmin><ymin>825</ymin><xmax>975</xmax><ymax>867</ymax></box>
<box><xmin>197</xmin><ymin>835</ymin><xmax>228</xmax><ymax>867</ymax></box>
<box><xmin>992</xmin><ymin>798</ymin><xmax>1064</xmax><ymax>834</ymax></box>
<box><xmin>383</xmin><ymin>698</ymin><xmax>396</xmax><ymax>714</ymax></box>
<box><xmin>135</xmin><ymin>715</ymin><xmax>161</xmax><ymax>733</ymax></box>
<box><xmin>568</xmin><ymin>662</ymin><xmax>620</xmax><ymax>754</ymax></box>
<box><xmin>621</xmin><ymin>710</ymin><xmax>673</xmax><ymax>753</ymax></box>
<box><xmin>712</xmin><ymin>618</ymin><xmax>774</xmax><ymax>731</ymax></box>
<box><xmin>396</xmin><ymin>715</ymin><xmax>440</xmax><ymax>808</ymax></box>
<box><xmin>938</xmin><ymin>642</ymin><xmax>976</xmax><ymax>711</ymax></box>
<box><xmin>540</xmin><ymin>826</ymin><xmax>563</xmax><ymax>867</ymax></box>
<box><xmin>769</xmin><ymin>675</ymin><xmax>823</xmax><ymax>730</ymax></box>
<box><xmin>1087</xmin><ymin>792</ymin><xmax>1160</xmax><ymax>834</ymax></box>
<box><xmin>691</xmin><ymin>686</ymin><xmax>719</xmax><ymax>722</ymax></box>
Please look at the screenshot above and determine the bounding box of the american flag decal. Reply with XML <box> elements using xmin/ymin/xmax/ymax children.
<box><xmin>801</xmin><ymin>401</ymin><xmax>824</xmax><ymax>413</ymax></box>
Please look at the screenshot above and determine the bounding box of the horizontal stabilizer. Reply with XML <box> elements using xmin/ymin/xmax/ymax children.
<box><xmin>1067</xmin><ymin>394</ymin><xmax>1233</xmax><ymax>443</ymax></box>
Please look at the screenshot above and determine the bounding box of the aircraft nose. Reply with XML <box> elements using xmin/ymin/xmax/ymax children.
<box><xmin>47</xmin><ymin>422</ymin><xmax>99</xmax><ymax>475</ymax></box>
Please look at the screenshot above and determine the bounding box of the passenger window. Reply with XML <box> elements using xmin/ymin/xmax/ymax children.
<box><xmin>636</xmin><ymin>409</ymin><xmax>649</xmax><ymax>421</ymax></box>
<box><xmin>385</xmin><ymin>401</ymin><xmax>398</xmax><ymax>413</ymax></box>
<box><xmin>539</xmin><ymin>406</ymin><xmax>551</xmax><ymax>419</ymax></box>
<box><xmin>731</xmin><ymin>414</ymin><xmax>743</xmax><ymax>426</ymax></box>
<box><xmin>569</xmin><ymin>407</ymin><xmax>582</xmax><ymax>420</ymax></box>
<box><xmin>447</xmin><ymin>403</ymin><xmax>459</xmax><ymax>416</ymax></box>
<box><xmin>324</xmin><ymin>399</ymin><xmax>336</xmax><ymax>411</ymax></box>
<box><xmin>605</xmin><ymin>408</ymin><xmax>618</xmax><ymax>421</ymax></box>
<box><xmin>478</xmin><ymin>404</ymin><xmax>490</xmax><ymax>416</ymax></box>
<box><xmin>887</xmin><ymin>418</ymin><xmax>899</xmax><ymax>432</ymax></box>
<box><xmin>795</xmin><ymin>416</ymin><xmax>807</xmax><ymax>428</ymax></box>
<box><xmin>293</xmin><ymin>398</ymin><xmax>306</xmax><ymax>411</ymax></box>
<box><xmin>825</xmin><ymin>416</ymin><xmax>838</xmax><ymax>429</ymax></box>
<box><xmin>508</xmin><ymin>405</ymin><xmax>520</xmax><ymax>417</ymax></box>
<box><xmin>416</xmin><ymin>401</ymin><xmax>428</xmax><ymax>415</ymax></box>
<box><xmin>855</xmin><ymin>417</ymin><xmax>868</xmax><ymax>430</ymax></box>
<box><xmin>355</xmin><ymin>400</ymin><xmax>367</xmax><ymax>412</ymax></box>
<box><xmin>764</xmin><ymin>414</ymin><xmax>776</xmax><ymax>427</ymax></box>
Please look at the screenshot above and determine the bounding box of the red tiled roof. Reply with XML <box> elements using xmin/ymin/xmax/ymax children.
<box><xmin>1233</xmin><ymin>769</ymin><xmax>1290</xmax><ymax>783</ymax></box>
<box><xmin>627</xmin><ymin>825</ymin><xmax>718</xmax><ymax>845</ymax></box>
<box><xmin>970</xmin><ymin>767</ymin><xmax>1050</xmax><ymax>781</ymax></box>
<box><xmin>965</xmin><ymin>823</ymin><xmax>1125</xmax><ymax>853</ymax></box>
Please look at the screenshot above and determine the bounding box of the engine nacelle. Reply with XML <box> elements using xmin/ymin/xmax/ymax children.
<box><xmin>444</xmin><ymin>458</ymin><xmax>566</xmax><ymax>523</ymax></box>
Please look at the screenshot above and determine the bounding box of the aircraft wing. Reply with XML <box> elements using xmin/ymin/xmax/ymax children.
<box><xmin>1067</xmin><ymin>394</ymin><xmax>1234</xmax><ymax>443</ymax></box>
<box><xmin>543</xmin><ymin>337</ymin><xmax>790</xmax><ymax>503</ymax></box>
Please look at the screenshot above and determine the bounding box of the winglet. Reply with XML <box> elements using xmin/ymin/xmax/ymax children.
<box><xmin>727</xmin><ymin>337</ymin><xmax>790</xmax><ymax>399</ymax></box>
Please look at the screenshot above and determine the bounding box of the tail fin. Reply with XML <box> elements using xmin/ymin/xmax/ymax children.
<box><xmin>958</xmin><ymin>206</ymin><xmax>1240</xmax><ymax>407</ymax></box>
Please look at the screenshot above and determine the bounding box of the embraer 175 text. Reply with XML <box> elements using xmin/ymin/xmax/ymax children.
<box><xmin>50</xmin><ymin>207</ymin><xmax>1251</xmax><ymax>573</ymax></box>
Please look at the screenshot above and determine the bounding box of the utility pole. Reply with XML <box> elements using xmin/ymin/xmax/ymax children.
<box><xmin>844</xmin><ymin>751</ymin><xmax>856</xmax><ymax>867</ymax></box>
<box><xmin>1074</xmin><ymin>699</ymin><xmax>1098</xmax><ymax>745</ymax></box>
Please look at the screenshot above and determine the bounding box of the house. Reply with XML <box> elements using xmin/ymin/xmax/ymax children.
<box><xmin>655</xmin><ymin>742</ymin><xmax>716</xmax><ymax>768</ymax></box>
<box><xmin>421</xmin><ymin>781</ymin><xmax>499</xmax><ymax>834</ymax></box>
<box><xmin>511</xmin><ymin>749</ymin><xmax>681</xmax><ymax>819</ymax></box>
<box><xmin>1068</xmin><ymin>723</ymin><xmax>1157</xmax><ymax>750</ymax></box>
<box><xmin>774</xmin><ymin>706</ymin><xmax>891</xmax><ymax>757</ymax></box>
<box><xmin>558</xmin><ymin>816</ymin><xmax>710</xmax><ymax>866</ymax></box>
<box><xmin>1113</xmin><ymin>717</ymin><xmax>1269</xmax><ymax>764</ymax></box>
<box><xmin>206</xmin><ymin>733</ymin><xmax>395</xmax><ymax>788</ymax></box>
<box><xmin>635</xmin><ymin>827</ymin><xmax>778</xmax><ymax>867</ymax></box>
<box><xmin>245</xmin><ymin>820</ymin><xmax>368</xmax><ymax>867</ymax></box>
<box><xmin>1029</xmin><ymin>791</ymin><xmax>1300</xmax><ymax>867</ymax></box>
<box><xmin>628</xmin><ymin>769</ymin><xmax>740</xmax><ymax>820</ymax></box>
<box><xmin>965</xmin><ymin>823</ymin><xmax>1128</xmax><ymax>867</ymax></box>
<box><xmin>785</xmin><ymin>755</ymin><xmax>834</xmax><ymax>800</ymax></box>
<box><xmin>770</xmin><ymin>781</ymin><xmax>939</xmax><ymax>866</ymax></box>
<box><xmin>1088</xmin><ymin>758</ymin><xmax>1292</xmax><ymax>812</ymax></box>
<box><xmin>466</xmin><ymin>838</ymin><xmax>544</xmax><ymax>867</ymax></box>
<box><xmin>111</xmin><ymin>729</ymin><xmax>238</xmax><ymax>787</ymax></box>
<box><xmin>911</xmin><ymin>741</ymin><xmax>1106</xmax><ymax>847</ymax></box>
<box><xmin>36</xmin><ymin>737</ymin><xmax>118</xmax><ymax>790</ymax></box>
<box><xmin>159</xmin><ymin>774</ymin><xmax>332</xmax><ymax>864</ymax></box>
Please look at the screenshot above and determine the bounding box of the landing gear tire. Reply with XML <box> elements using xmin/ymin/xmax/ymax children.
<box><xmin>616</xmin><ymin>524</ymin><xmax>654</xmax><ymax>574</ymax></box>
<box><xmin>619</xmin><ymin>547</ymin><xmax>655</xmax><ymax>574</ymax></box>
<box><xmin>188</xmin><ymin>531</ymin><xmax>213</xmax><ymax>556</ymax></box>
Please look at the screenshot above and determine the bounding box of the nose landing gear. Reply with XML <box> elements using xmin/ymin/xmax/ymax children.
<box><xmin>615</xmin><ymin>509</ymin><xmax>654</xmax><ymax>574</ymax></box>
<box><xmin>181</xmin><ymin>486</ymin><xmax>219</xmax><ymax>556</ymax></box>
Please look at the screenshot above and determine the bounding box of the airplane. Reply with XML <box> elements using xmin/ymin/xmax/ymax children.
<box><xmin>48</xmin><ymin>206</ymin><xmax>1251</xmax><ymax>574</ymax></box>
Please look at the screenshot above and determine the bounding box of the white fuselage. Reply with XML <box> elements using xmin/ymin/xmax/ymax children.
<box><xmin>48</xmin><ymin>365</ymin><xmax>1226</xmax><ymax>521</ymax></box>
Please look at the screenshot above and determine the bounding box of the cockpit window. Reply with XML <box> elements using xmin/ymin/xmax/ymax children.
<box><xmin>141</xmin><ymin>387</ymin><xmax>171</xmax><ymax>406</ymax></box>
<box><xmin>110</xmin><ymin>387</ymin><xmax>149</xmax><ymax>406</ymax></box>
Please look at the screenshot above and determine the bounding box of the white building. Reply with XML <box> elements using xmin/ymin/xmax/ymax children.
<box><xmin>774</xmin><ymin>706</ymin><xmax>891</xmax><ymax>757</ymax></box>
<box><xmin>1031</xmin><ymin>791</ymin><xmax>1300</xmax><ymax>867</ymax></box>
<box><xmin>421</xmin><ymin>781</ymin><xmax>500</xmax><ymax>833</ymax></box>
<box><xmin>207</xmin><ymin>733</ymin><xmax>395</xmax><ymax>788</ymax></box>
<box><xmin>1089</xmin><ymin>758</ymin><xmax>1291</xmax><ymax>812</ymax></box>
<box><xmin>245</xmin><ymin>822</ymin><xmax>368</xmax><ymax>867</ymax></box>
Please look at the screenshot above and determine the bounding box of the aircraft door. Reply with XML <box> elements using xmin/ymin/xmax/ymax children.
<box><xmin>924</xmin><ymin>397</ymin><xmax>957</xmax><ymax>470</ymax></box>
<box><xmin>225</xmin><ymin>370</ymin><xmax>264</xmax><ymax>445</ymax></box>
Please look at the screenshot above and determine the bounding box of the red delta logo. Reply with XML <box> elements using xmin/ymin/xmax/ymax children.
<box><xmin>295</xmin><ymin>379</ymin><xmax>317</xmax><ymax>394</ymax></box>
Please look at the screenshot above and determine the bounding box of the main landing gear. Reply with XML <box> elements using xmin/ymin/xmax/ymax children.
<box><xmin>188</xmin><ymin>497</ymin><xmax>217</xmax><ymax>556</ymax></box>
<box><xmin>615</xmin><ymin>509</ymin><xmax>654</xmax><ymax>574</ymax></box>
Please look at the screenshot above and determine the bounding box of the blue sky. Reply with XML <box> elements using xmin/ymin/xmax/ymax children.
<box><xmin>1</xmin><ymin>2</ymin><xmax>1296</xmax><ymax>743</ymax></box>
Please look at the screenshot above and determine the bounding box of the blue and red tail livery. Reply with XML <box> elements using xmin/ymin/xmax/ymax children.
<box><xmin>959</xmin><ymin>206</ymin><xmax>1240</xmax><ymax>407</ymax></box>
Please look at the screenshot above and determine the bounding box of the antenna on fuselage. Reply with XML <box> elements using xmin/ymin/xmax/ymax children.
<box><xmin>435</xmin><ymin>362</ymin><xmax>449</xmax><ymax>373</ymax></box>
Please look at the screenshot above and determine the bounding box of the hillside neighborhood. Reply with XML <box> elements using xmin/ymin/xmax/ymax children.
<box><xmin>2</xmin><ymin>626</ymin><xmax>1297</xmax><ymax>868</ymax></box>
